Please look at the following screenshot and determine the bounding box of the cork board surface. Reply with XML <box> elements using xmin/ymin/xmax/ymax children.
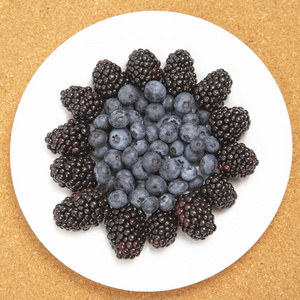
<box><xmin>1</xmin><ymin>0</ymin><xmax>299</xmax><ymax>299</ymax></box>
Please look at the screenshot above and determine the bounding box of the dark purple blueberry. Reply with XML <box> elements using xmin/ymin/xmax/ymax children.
<box><xmin>117</xmin><ymin>84</ymin><xmax>140</xmax><ymax>105</ymax></box>
<box><xmin>144</xmin><ymin>80</ymin><xmax>167</xmax><ymax>103</ymax></box>
<box><xmin>168</xmin><ymin>179</ymin><xmax>189</xmax><ymax>195</ymax></box>
<box><xmin>121</xmin><ymin>146</ymin><xmax>139</xmax><ymax>167</ymax></box>
<box><xmin>159</xmin><ymin>158</ymin><xmax>181</xmax><ymax>181</ymax></box>
<box><xmin>129</xmin><ymin>187</ymin><xmax>149</xmax><ymax>208</ymax></box>
<box><xmin>146</xmin><ymin>175</ymin><xmax>167</xmax><ymax>196</ymax></box>
<box><xmin>179</xmin><ymin>123</ymin><xmax>200</xmax><ymax>143</ymax></box>
<box><xmin>199</xmin><ymin>154</ymin><xmax>218</xmax><ymax>175</ymax></box>
<box><xmin>130</xmin><ymin>122</ymin><xmax>146</xmax><ymax>140</ymax></box>
<box><xmin>145</xmin><ymin>125</ymin><xmax>159</xmax><ymax>143</ymax></box>
<box><xmin>159</xmin><ymin>122</ymin><xmax>178</xmax><ymax>144</ymax></box>
<box><xmin>169</xmin><ymin>140</ymin><xmax>185</xmax><ymax>157</ymax></box>
<box><xmin>173</xmin><ymin>92</ymin><xmax>194</xmax><ymax>114</ymax></box>
<box><xmin>146</xmin><ymin>103</ymin><xmax>165</xmax><ymax>122</ymax></box>
<box><xmin>149</xmin><ymin>140</ymin><xmax>169</xmax><ymax>156</ymax></box>
<box><xmin>109</xmin><ymin>128</ymin><xmax>132</xmax><ymax>150</ymax></box>
<box><xmin>104</xmin><ymin>98</ymin><xmax>122</xmax><ymax>114</ymax></box>
<box><xmin>103</xmin><ymin>149</ymin><xmax>123</xmax><ymax>171</ymax></box>
<box><xmin>108</xmin><ymin>190</ymin><xmax>128</xmax><ymax>208</ymax></box>
<box><xmin>93</xmin><ymin>114</ymin><xmax>110</xmax><ymax>130</ymax></box>
<box><xmin>181</xmin><ymin>165</ymin><xmax>198</xmax><ymax>181</ymax></box>
<box><xmin>88</xmin><ymin>129</ymin><xmax>107</xmax><ymax>149</ymax></box>
<box><xmin>108</xmin><ymin>110</ymin><xmax>129</xmax><ymax>128</ymax></box>
<box><xmin>142</xmin><ymin>196</ymin><xmax>160</xmax><ymax>214</ymax></box>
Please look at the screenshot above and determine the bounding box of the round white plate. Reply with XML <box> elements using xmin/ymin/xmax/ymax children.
<box><xmin>10</xmin><ymin>11</ymin><xmax>292</xmax><ymax>292</ymax></box>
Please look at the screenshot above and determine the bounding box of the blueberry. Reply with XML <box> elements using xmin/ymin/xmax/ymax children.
<box><xmin>134</xmin><ymin>95</ymin><xmax>149</xmax><ymax>113</ymax></box>
<box><xmin>199</xmin><ymin>154</ymin><xmax>218</xmax><ymax>175</ymax></box>
<box><xmin>184</xmin><ymin>144</ymin><xmax>204</xmax><ymax>163</ymax></box>
<box><xmin>146</xmin><ymin>175</ymin><xmax>167</xmax><ymax>196</ymax></box>
<box><xmin>121</xmin><ymin>146</ymin><xmax>139</xmax><ymax>167</ymax></box>
<box><xmin>108</xmin><ymin>190</ymin><xmax>128</xmax><ymax>208</ymax></box>
<box><xmin>94</xmin><ymin>161</ymin><xmax>112</xmax><ymax>184</ymax></box>
<box><xmin>174</xmin><ymin>92</ymin><xmax>194</xmax><ymax>114</ymax></box>
<box><xmin>179</xmin><ymin>123</ymin><xmax>200</xmax><ymax>143</ymax></box>
<box><xmin>144</xmin><ymin>80</ymin><xmax>167</xmax><ymax>103</ymax></box>
<box><xmin>109</xmin><ymin>128</ymin><xmax>132</xmax><ymax>150</ymax></box>
<box><xmin>190</xmin><ymin>137</ymin><xmax>206</xmax><ymax>153</ymax></box>
<box><xmin>159</xmin><ymin>158</ymin><xmax>181</xmax><ymax>181</ymax></box>
<box><xmin>142</xmin><ymin>196</ymin><xmax>160</xmax><ymax>214</ymax></box>
<box><xmin>159</xmin><ymin>193</ymin><xmax>176</xmax><ymax>211</ymax></box>
<box><xmin>104</xmin><ymin>98</ymin><xmax>122</xmax><ymax>114</ymax></box>
<box><xmin>104</xmin><ymin>149</ymin><xmax>123</xmax><ymax>171</ymax></box>
<box><xmin>131</xmin><ymin>158</ymin><xmax>149</xmax><ymax>180</ymax></box>
<box><xmin>145</xmin><ymin>103</ymin><xmax>165</xmax><ymax>122</ymax></box>
<box><xmin>130</xmin><ymin>122</ymin><xmax>146</xmax><ymax>140</ymax></box>
<box><xmin>117</xmin><ymin>84</ymin><xmax>140</xmax><ymax>105</ymax></box>
<box><xmin>116</xmin><ymin>169</ymin><xmax>134</xmax><ymax>179</ymax></box>
<box><xmin>182</xmin><ymin>113</ymin><xmax>200</xmax><ymax>125</ymax></box>
<box><xmin>168</xmin><ymin>179</ymin><xmax>189</xmax><ymax>195</ymax></box>
<box><xmin>126</xmin><ymin>110</ymin><xmax>143</xmax><ymax>125</ymax></box>
<box><xmin>88</xmin><ymin>129</ymin><xmax>107</xmax><ymax>149</ymax></box>
<box><xmin>131</xmin><ymin>138</ymin><xmax>148</xmax><ymax>155</ymax></box>
<box><xmin>98</xmin><ymin>175</ymin><xmax>115</xmax><ymax>194</ymax></box>
<box><xmin>198</xmin><ymin>125</ymin><xmax>211</xmax><ymax>139</ymax></box>
<box><xmin>162</xmin><ymin>95</ymin><xmax>174</xmax><ymax>111</ymax></box>
<box><xmin>114</xmin><ymin>175</ymin><xmax>135</xmax><ymax>194</ymax></box>
<box><xmin>159</xmin><ymin>122</ymin><xmax>178</xmax><ymax>144</ymax></box>
<box><xmin>188</xmin><ymin>175</ymin><xmax>204</xmax><ymax>190</ymax></box>
<box><xmin>196</xmin><ymin>109</ymin><xmax>210</xmax><ymax>125</ymax></box>
<box><xmin>204</xmin><ymin>136</ymin><xmax>220</xmax><ymax>153</ymax></box>
<box><xmin>142</xmin><ymin>151</ymin><xmax>162</xmax><ymax>173</ymax></box>
<box><xmin>93</xmin><ymin>114</ymin><xmax>110</xmax><ymax>130</ymax></box>
<box><xmin>92</xmin><ymin>145</ymin><xmax>109</xmax><ymax>159</ymax></box>
<box><xmin>108</xmin><ymin>110</ymin><xmax>129</xmax><ymax>128</ymax></box>
<box><xmin>149</xmin><ymin>140</ymin><xmax>169</xmax><ymax>156</ymax></box>
<box><xmin>129</xmin><ymin>187</ymin><xmax>149</xmax><ymax>208</ymax></box>
<box><xmin>159</xmin><ymin>115</ymin><xmax>182</xmax><ymax>129</ymax></box>
<box><xmin>169</xmin><ymin>140</ymin><xmax>185</xmax><ymax>157</ymax></box>
<box><xmin>181</xmin><ymin>165</ymin><xmax>198</xmax><ymax>181</ymax></box>
<box><xmin>174</xmin><ymin>155</ymin><xmax>192</xmax><ymax>169</ymax></box>
<box><xmin>145</xmin><ymin>125</ymin><xmax>159</xmax><ymax>143</ymax></box>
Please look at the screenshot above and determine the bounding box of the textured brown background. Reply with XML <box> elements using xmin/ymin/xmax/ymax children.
<box><xmin>0</xmin><ymin>0</ymin><xmax>299</xmax><ymax>299</ymax></box>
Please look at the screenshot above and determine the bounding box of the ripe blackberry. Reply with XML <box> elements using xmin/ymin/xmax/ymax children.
<box><xmin>125</xmin><ymin>48</ymin><xmax>163</xmax><ymax>89</ymax></box>
<box><xmin>193</xmin><ymin>69</ymin><xmax>232</xmax><ymax>112</ymax></box>
<box><xmin>92</xmin><ymin>59</ymin><xmax>127</xmax><ymax>99</ymax></box>
<box><xmin>217</xmin><ymin>142</ymin><xmax>259</xmax><ymax>178</ymax></box>
<box><xmin>50</xmin><ymin>155</ymin><xmax>97</xmax><ymax>192</ymax></box>
<box><xmin>175</xmin><ymin>191</ymin><xmax>216</xmax><ymax>240</ymax></box>
<box><xmin>45</xmin><ymin>119</ymin><xmax>91</xmax><ymax>156</ymax></box>
<box><xmin>209</xmin><ymin>106</ymin><xmax>250</xmax><ymax>143</ymax></box>
<box><xmin>162</xmin><ymin>49</ymin><xmax>197</xmax><ymax>96</ymax></box>
<box><xmin>105</xmin><ymin>203</ymin><xmax>147</xmax><ymax>259</ymax></box>
<box><xmin>60</xmin><ymin>86</ymin><xmax>105</xmax><ymax>123</ymax></box>
<box><xmin>147</xmin><ymin>209</ymin><xmax>179</xmax><ymax>248</ymax></box>
<box><xmin>53</xmin><ymin>188</ymin><xmax>110</xmax><ymax>231</ymax></box>
<box><xmin>200</xmin><ymin>173</ymin><xmax>237</xmax><ymax>208</ymax></box>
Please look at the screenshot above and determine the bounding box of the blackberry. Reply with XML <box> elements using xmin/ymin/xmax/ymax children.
<box><xmin>50</xmin><ymin>155</ymin><xmax>97</xmax><ymax>192</ymax></box>
<box><xmin>105</xmin><ymin>203</ymin><xmax>147</xmax><ymax>259</ymax></box>
<box><xmin>175</xmin><ymin>191</ymin><xmax>216</xmax><ymax>240</ymax></box>
<box><xmin>147</xmin><ymin>209</ymin><xmax>178</xmax><ymax>248</ymax></box>
<box><xmin>60</xmin><ymin>86</ymin><xmax>105</xmax><ymax>123</ymax></box>
<box><xmin>200</xmin><ymin>173</ymin><xmax>237</xmax><ymax>208</ymax></box>
<box><xmin>193</xmin><ymin>69</ymin><xmax>232</xmax><ymax>111</ymax></box>
<box><xmin>125</xmin><ymin>48</ymin><xmax>163</xmax><ymax>89</ymax></box>
<box><xmin>92</xmin><ymin>59</ymin><xmax>127</xmax><ymax>99</ymax></box>
<box><xmin>45</xmin><ymin>119</ymin><xmax>91</xmax><ymax>156</ymax></box>
<box><xmin>217</xmin><ymin>142</ymin><xmax>259</xmax><ymax>178</ymax></box>
<box><xmin>162</xmin><ymin>49</ymin><xmax>197</xmax><ymax>96</ymax></box>
<box><xmin>53</xmin><ymin>188</ymin><xmax>110</xmax><ymax>231</ymax></box>
<box><xmin>209</xmin><ymin>106</ymin><xmax>250</xmax><ymax>143</ymax></box>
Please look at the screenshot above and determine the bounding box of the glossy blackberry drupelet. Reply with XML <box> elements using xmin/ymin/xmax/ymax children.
<box><xmin>50</xmin><ymin>155</ymin><xmax>97</xmax><ymax>192</ymax></box>
<box><xmin>60</xmin><ymin>86</ymin><xmax>105</xmax><ymax>123</ymax></box>
<box><xmin>53</xmin><ymin>188</ymin><xmax>110</xmax><ymax>231</ymax></box>
<box><xmin>200</xmin><ymin>173</ymin><xmax>237</xmax><ymax>208</ymax></box>
<box><xmin>105</xmin><ymin>203</ymin><xmax>147</xmax><ymax>259</ymax></box>
<box><xmin>162</xmin><ymin>49</ymin><xmax>197</xmax><ymax>97</ymax></box>
<box><xmin>175</xmin><ymin>191</ymin><xmax>216</xmax><ymax>240</ymax></box>
<box><xmin>217</xmin><ymin>142</ymin><xmax>259</xmax><ymax>178</ymax></box>
<box><xmin>45</xmin><ymin>119</ymin><xmax>91</xmax><ymax>156</ymax></box>
<box><xmin>193</xmin><ymin>69</ymin><xmax>232</xmax><ymax>112</ymax></box>
<box><xmin>125</xmin><ymin>49</ymin><xmax>163</xmax><ymax>90</ymax></box>
<box><xmin>147</xmin><ymin>209</ymin><xmax>179</xmax><ymax>248</ymax></box>
<box><xmin>92</xmin><ymin>59</ymin><xmax>127</xmax><ymax>99</ymax></box>
<box><xmin>209</xmin><ymin>106</ymin><xmax>251</xmax><ymax>144</ymax></box>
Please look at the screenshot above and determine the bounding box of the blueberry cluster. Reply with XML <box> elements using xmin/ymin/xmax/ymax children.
<box><xmin>89</xmin><ymin>80</ymin><xmax>220</xmax><ymax>215</ymax></box>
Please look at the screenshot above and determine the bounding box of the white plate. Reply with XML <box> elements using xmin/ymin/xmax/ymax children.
<box><xmin>10</xmin><ymin>11</ymin><xmax>292</xmax><ymax>292</ymax></box>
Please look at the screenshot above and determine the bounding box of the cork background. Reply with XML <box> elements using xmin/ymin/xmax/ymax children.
<box><xmin>1</xmin><ymin>0</ymin><xmax>299</xmax><ymax>299</ymax></box>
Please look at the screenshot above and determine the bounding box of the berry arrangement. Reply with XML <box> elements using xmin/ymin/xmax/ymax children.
<box><xmin>45</xmin><ymin>49</ymin><xmax>259</xmax><ymax>260</ymax></box>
